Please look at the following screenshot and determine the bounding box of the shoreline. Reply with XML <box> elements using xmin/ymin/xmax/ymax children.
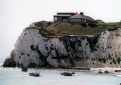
<box><xmin>1</xmin><ymin>66</ymin><xmax>121</xmax><ymax>76</ymax></box>
<box><xmin>1</xmin><ymin>66</ymin><xmax>91</xmax><ymax>72</ymax></box>
<box><xmin>1</xmin><ymin>66</ymin><xmax>121</xmax><ymax>71</ymax></box>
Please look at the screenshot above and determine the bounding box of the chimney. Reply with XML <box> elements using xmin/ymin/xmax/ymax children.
<box><xmin>75</xmin><ymin>12</ymin><xmax>78</xmax><ymax>14</ymax></box>
<box><xmin>80</xmin><ymin>12</ymin><xmax>83</xmax><ymax>15</ymax></box>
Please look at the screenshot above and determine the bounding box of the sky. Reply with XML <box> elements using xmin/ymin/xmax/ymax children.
<box><xmin>0</xmin><ymin>0</ymin><xmax>121</xmax><ymax>59</ymax></box>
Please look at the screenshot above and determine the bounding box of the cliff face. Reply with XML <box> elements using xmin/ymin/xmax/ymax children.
<box><xmin>3</xmin><ymin>23</ymin><xmax>121</xmax><ymax>68</ymax></box>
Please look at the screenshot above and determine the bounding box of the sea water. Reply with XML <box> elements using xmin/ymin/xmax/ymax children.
<box><xmin>0</xmin><ymin>59</ymin><xmax>121</xmax><ymax>85</ymax></box>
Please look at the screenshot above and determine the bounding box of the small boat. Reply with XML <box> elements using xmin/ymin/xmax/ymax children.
<box><xmin>115</xmin><ymin>70</ymin><xmax>121</xmax><ymax>72</ymax></box>
<box><xmin>115</xmin><ymin>74</ymin><xmax>121</xmax><ymax>77</ymax></box>
<box><xmin>61</xmin><ymin>72</ymin><xmax>74</xmax><ymax>76</ymax></box>
<box><xmin>29</xmin><ymin>73</ymin><xmax>40</xmax><ymax>77</ymax></box>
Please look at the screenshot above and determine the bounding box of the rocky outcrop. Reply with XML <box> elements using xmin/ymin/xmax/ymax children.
<box><xmin>3</xmin><ymin>50</ymin><xmax>16</xmax><ymax>67</ymax></box>
<box><xmin>3</xmin><ymin>22</ymin><xmax>121</xmax><ymax>68</ymax></box>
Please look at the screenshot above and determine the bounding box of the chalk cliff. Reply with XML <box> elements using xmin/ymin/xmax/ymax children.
<box><xmin>3</xmin><ymin>22</ymin><xmax>121</xmax><ymax>68</ymax></box>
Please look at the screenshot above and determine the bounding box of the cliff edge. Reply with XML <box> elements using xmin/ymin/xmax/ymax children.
<box><xmin>3</xmin><ymin>21</ymin><xmax>121</xmax><ymax>68</ymax></box>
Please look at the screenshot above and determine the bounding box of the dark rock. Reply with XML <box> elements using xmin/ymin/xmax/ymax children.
<box><xmin>3</xmin><ymin>51</ymin><xmax>16</xmax><ymax>67</ymax></box>
<box><xmin>3</xmin><ymin>58</ymin><xmax>16</xmax><ymax>67</ymax></box>
<box><xmin>104</xmin><ymin>70</ymin><xmax>110</xmax><ymax>74</ymax></box>
<box><xmin>22</xmin><ymin>66</ymin><xmax>28</xmax><ymax>72</ymax></box>
<box><xmin>98</xmin><ymin>70</ymin><xmax>103</xmax><ymax>74</ymax></box>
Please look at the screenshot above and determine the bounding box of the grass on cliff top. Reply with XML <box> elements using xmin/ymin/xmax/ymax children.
<box><xmin>96</xmin><ymin>20</ymin><xmax>121</xmax><ymax>29</ymax></box>
<box><xmin>32</xmin><ymin>20</ymin><xmax>121</xmax><ymax>37</ymax></box>
<box><xmin>47</xmin><ymin>23</ymin><xmax>106</xmax><ymax>36</ymax></box>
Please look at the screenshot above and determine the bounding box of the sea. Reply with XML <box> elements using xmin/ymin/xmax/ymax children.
<box><xmin>0</xmin><ymin>58</ymin><xmax>121</xmax><ymax>85</ymax></box>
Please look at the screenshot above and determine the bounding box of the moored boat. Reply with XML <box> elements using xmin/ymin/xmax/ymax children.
<box><xmin>61</xmin><ymin>72</ymin><xmax>75</xmax><ymax>76</ymax></box>
<box><xmin>29</xmin><ymin>73</ymin><xmax>40</xmax><ymax>77</ymax></box>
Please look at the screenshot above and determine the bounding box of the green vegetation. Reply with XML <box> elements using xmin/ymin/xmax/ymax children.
<box><xmin>96</xmin><ymin>20</ymin><xmax>121</xmax><ymax>30</ymax></box>
<box><xmin>28</xmin><ymin>20</ymin><xmax>121</xmax><ymax>37</ymax></box>
<box><xmin>26</xmin><ymin>21</ymin><xmax>54</xmax><ymax>37</ymax></box>
<box><xmin>47</xmin><ymin>23</ymin><xmax>106</xmax><ymax>36</ymax></box>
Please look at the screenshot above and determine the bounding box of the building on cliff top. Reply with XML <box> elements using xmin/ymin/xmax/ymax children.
<box><xmin>54</xmin><ymin>12</ymin><xmax>96</xmax><ymax>26</ymax></box>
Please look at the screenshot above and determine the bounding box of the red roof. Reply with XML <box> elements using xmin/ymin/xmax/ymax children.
<box><xmin>69</xmin><ymin>14</ymin><xmax>95</xmax><ymax>21</ymax></box>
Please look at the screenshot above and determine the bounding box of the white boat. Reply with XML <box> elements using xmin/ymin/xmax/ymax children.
<box><xmin>116</xmin><ymin>74</ymin><xmax>121</xmax><ymax>77</ymax></box>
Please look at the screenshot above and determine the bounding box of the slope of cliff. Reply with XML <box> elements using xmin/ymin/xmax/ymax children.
<box><xmin>3</xmin><ymin>21</ymin><xmax>121</xmax><ymax>68</ymax></box>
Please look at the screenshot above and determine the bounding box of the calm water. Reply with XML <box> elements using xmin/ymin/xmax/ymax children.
<box><xmin>0</xmin><ymin>58</ymin><xmax>4</xmax><ymax>66</ymax></box>
<box><xmin>0</xmin><ymin>59</ymin><xmax>121</xmax><ymax>85</ymax></box>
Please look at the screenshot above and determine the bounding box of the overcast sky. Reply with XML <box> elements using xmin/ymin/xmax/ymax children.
<box><xmin>0</xmin><ymin>0</ymin><xmax>121</xmax><ymax>59</ymax></box>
